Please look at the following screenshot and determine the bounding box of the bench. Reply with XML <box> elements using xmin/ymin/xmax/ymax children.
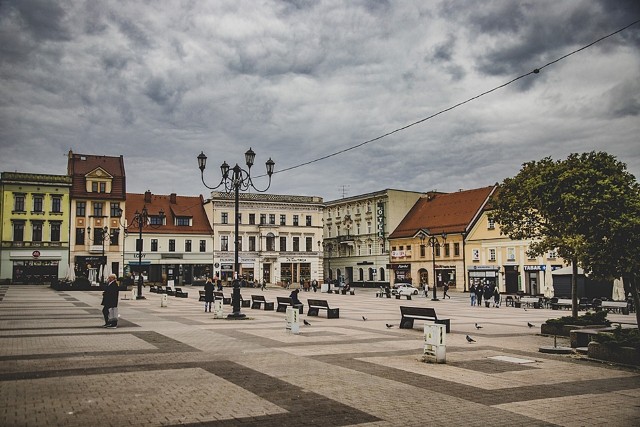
<box><xmin>504</xmin><ymin>296</ymin><xmax>515</xmax><ymax>307</ymax></box>
<box><xmin>238</xmin><ymin>294</ymin><xmax>251</xmax><ymax>308</ymax></box>
<box><xmin>276</xmin><ymin>297</ymin><xmax>304</xmax><ymax>314</ymax></box>
<box><xmin>156</xmin><ymin>286</ymin><xmax>166</xmax><ymax>294</ymax></box>
<box><xmin>199</xmin><ymin>290</ymin><xmax>206</xmax><ymax>301</ymax></box>
<box><xmin>340</xmin><ymin>288</ymin><xmax>355</xmax><ymax>295</ymax></box>
<box><xmin>166</xmin><ymin>287</ymin><xmax>175</xmax><ymax>296</ymax></box>
<box><xmin>251</xmin><ymin>294</ymin><xmax>275</xmax><ymax>310</ymax></box>
<box><xmin>520</xmin><ymin>296</ymin><xmax>543</xmax><ymax>309</ymax></box>
<box><xmin>174</xmin><ymin>287</ymin><xmax>188</xmax><ymax>298</ymax></box>
<box><xmin>395</xmin><ymin>292</ymin><xmax>412</xmax><ymax>300</ymax></box>
<box><xmin>399</xmin><ymin>306</ymin><xmax>450</xmax><ymax>333</ymax></box>
<box><xmin>307</xmin><ymin>299</ymin><xmax>339</xmax><ymax>318</ymax></box>
<box><xmin>149</xmin><ymin>285</ymin><xmax>158</xmax><ymax>293</ymax></box>
<box><xmin>601</xmin><ymin>301</ymin><xmax>630</xmax><ymax>315</ymax></box>
<box><xmin>214</xmin><ymin>291</ymin><xmax>231</xmax><ymax>305</ymax></box>
<box><xmin>570</xmin><ymin>327</ymin><xmax>617</xmax><ymax>348</ymax></box>
<box><xmin>551</xmin><ymin>298</ymin><xmax>573</xmax><ymax>310</ymax></box>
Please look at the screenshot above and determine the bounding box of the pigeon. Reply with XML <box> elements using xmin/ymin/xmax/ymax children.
<box><xmin>466</xmin><ymin>335</ymin><xmax>476</xmax><ymax>343</ymax></box>
<box><xmin>385</xmin><ymin>323</ymin><xmax>393</xmax><ymax>328</ymax></box>
<box><xmin>527</xmin><ymin>322</ymin><xmax>535</xmax><ymax>328</ymax></box>
<box><xmin>475</xmin><ymin>323</ymin><xmax>482</xmax><ymax>329</ymax></box>
<box><xmin>303</xmin><ymin>319</ymin><xmax>311</xmax><ymax>326</ymax></box>
<box><xmin>362</xmin><ymin>316</ymin><xmax>367</xmax><ymax>321</ymax></box>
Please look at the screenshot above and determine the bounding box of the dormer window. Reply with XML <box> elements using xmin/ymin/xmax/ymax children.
<box><xmin>149</xmin><ymin>216</ymin><xmax>164</xmax><ymax>226</ymax></box>
<box><xmin>176</xmin><ymin>217</ymin><xmax>191</xmax><ymax>226</ymax></box>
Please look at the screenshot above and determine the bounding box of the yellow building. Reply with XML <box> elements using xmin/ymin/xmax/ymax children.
<box><xmin>464</xmin><ymin>207</ymin><xmax>566</xmax><ymax>296</ymax></box>
<box><xmin>0</xmin><ymin>172</ymin><xmax>72</xmax><ymax>284</ymax></box>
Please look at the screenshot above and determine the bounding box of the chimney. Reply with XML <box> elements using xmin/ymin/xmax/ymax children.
<box><xmin>170</xmin><ymin>193</ymin><xmax>177</xmax><ymax>204</ymax></box>
<box><xmin>144</xmin><ymin>190</ymin><xmax>152</xmax><ymax>203</ymax></box>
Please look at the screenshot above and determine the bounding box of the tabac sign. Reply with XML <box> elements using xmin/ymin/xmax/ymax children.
<box><xmin>377</xmin><ymin>202</ymin><xmax>385</xmax><ymax>240</ymax></box>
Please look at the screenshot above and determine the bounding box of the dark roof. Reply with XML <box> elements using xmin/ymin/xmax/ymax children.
<box><xmin>125</xmin><ymin>192</ymin><xmax>212</xmax><ymax>235</ymax></box>
<box><xmin>388</xmin><ymin>186</ymin><xmax>496</xmax><ymax>239</ymax></box>
<box><xmin>67</xmin><ymin>151</ymin><xmax>126</xmax><ymax>199</ymax></box>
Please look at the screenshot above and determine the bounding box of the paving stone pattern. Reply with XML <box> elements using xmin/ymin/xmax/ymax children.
<box><xmin>0</xmin><ymin>285</ymin><xmax>638</xmax><ymax>426</ymax></box>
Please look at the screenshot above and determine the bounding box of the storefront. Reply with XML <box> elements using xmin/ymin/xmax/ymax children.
<box><xmin>435</xmin><ymin>265</ymin><xmax>456</xmax><ymax>288</ymax></box>
<box><xmin>280</xmin><ymin>259</ymin><xmax>311</xmax><ymax>285</ymax></box>
<box><xmin>523</xmin><ymin>265</ymin><xmax>546</xmax><ymax>295</ymax></box>
<box><xmin>503</xmin><ymin>265</ymin><xmax>520</xmax><ymax>294</ymax></box>
<box><xmin>75</xmin><ymin>255</ymin><xmax>107</xmax><ymax>284</ymax></box>
<box><xmin>391</xmin><ymin>263</ymin><xmax>411</xmax><ymax>283</ymax></box>
<box><xmin>467</xmin><ymin>265</ymin><xmax>499</xmax><ymax>292</ymax></box>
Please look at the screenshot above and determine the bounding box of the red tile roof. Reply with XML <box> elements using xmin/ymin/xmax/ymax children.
<box><xmin>389</xmin><ymin>186</ymin><xmax>497</xmax><ymax>239</ymax></box>
<box><xmin>125</xmin><ymin>192</ymin><xmax>212</xmax><ymax>235</ymax></box>
<box><xmin>67</xmin><ymin>151</ymin><xmax>126</xmax><ymax>199</ymax></box>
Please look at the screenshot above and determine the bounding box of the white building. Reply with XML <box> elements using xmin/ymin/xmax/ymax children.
<box><xmin>204</xmin><ymin>192</ymin><xmax>324</xmax><ymax>286</ymax></box>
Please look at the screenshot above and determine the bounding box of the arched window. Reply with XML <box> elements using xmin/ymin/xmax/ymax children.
<box><xmin>359</xmin><ymin>268</ymin><xmax>364</xmax><ymax>281</ymax></box>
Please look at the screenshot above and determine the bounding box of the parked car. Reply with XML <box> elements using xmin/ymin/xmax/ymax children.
<box><xmin>391</xmin><ymin>283</ymin><xmax>419</xmax><ymax>295</ymax></box>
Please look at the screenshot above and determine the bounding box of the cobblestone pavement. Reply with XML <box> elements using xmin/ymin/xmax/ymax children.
<box><xmin>0</xmin><ymin>284</ymin><xmax>638</xmax><ymax>426</ymax></box>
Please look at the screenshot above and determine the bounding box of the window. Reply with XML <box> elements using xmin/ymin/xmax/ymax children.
<box><xmin>110</xmin><ymin>229</ymin><xmax>119</xmax><ymax>246</ymax></box>
<box><xmin>92</xmin><ymin>202</ymin><xmax>104</xmax><ymax>217</ymax></box>
<box><xmin>269</xmin><ymin>214</ymin><xmax>275</xmax><ymax>225</ymax></box>
<box><xmin>13</xmin><ymin>221</ymin><xmax>24</xmax><ymax>242</ymax></box>
<box><xmin>110</xmin><ymin>203</ymin><xmax>120</xmax><ymax>217</ymax></box>
<box><xmin>151</xmin><ymin>239</ymin><xmax>158</xmax><ymax>252</ymax></box>
<box><xmin>472</xmin><ymin>248</ymin><xmax>480</xmax><ymax>261</ymax></box>
<box><xmin>280</xmin><ymin>214</ymin><xmax>286</xmax><ymax>225</ymax></box>
<box><xmin>306</xmin><ymin>215</ymin><xmax>312</xmax><ymax>226</ymax></box>
<box><xmin>169</xmin><ymin>239</ymin><xmax>175</xmax><ymax>252</ymax></box>
<box><xmin>136</xmin><ymin>238</ymin><xmax>143</xmax><ymax>252</ymax></box>
<box><xmin>92</xmin><ymin>182</ymin><xmax>98</xmax><ymax>192</ymax></box>
<box><xmin>444</xmin><ymin>243</ymin><xmax>450</xmax><ymax>257</ymax></box>
<box><xmin>51</xmin><ymin>196</ymin><xmax>62</xmax><ymax>213</ymax></box>
<box><xmin>199</xmin><ymin>240</ymin><xmax>206</xmax><ymax>252</ymax></box>
<box><xmin>293</xmin><ymin>215</ymin><xmax>299</xmax><ymax>226</ymax></box>
<box><xmin>76</xmin><ymin>202</ymin><xmax>86</xmax><ymax>217</ymax></box>
<box><xmin>368</xmin><ymin>244</ymin><xmax>373</xmax><ymax>255</ymax></box>
<box><xmin>33</xmin><ymin>195</ymin><xmax>43</xmax><ymax>212</ymax></box>
<box><xmin>306</xmin><ymin>237</ymin><xmax>312</xmax><ymax>252</ymax></box>
<box><xmin>454</xmin><ymin>242</ymin><xmax>460</xmax><ymax>256</ymax></box>
<box><xmin>249</xmin><ymin>214</ymin><xmax>256</xmax><ymax>225</ymax></box>
<box><xmin>356</xmin><ymin>223</ymin><xmax>361</xmax><ymax>234</ymax></box>
<box><xmin>75</xmin><ymin>228</ymin><xmax>85</xmax><ymax>245</ymax></box>
<box><xmin>221</xmin><ymin>212</ymin><xmax>228</xmax><ymax>224</ymax></box>
<box><xmin>100</xmin><ymin>182</ymin><xmax>106</xmax><ymax>193</ymax></box>
<box><xmin>548</xmin><ymin>249</ymin><xmax>558</xmax><ymax>259</ymax></box>
<box><xmin>280</xmin><ymin>236</ymin><xmax>287</xmax><ymax>251</ymax></box>
<box><xmin>185</xmin><ymin>240</ymin><xmax>192</xmax><ymax>252</ymax></box>
<box><xmin>149</xmin><ymin>216</ymin><xmax>163</xmax><ymax>226</ymax></box>
<box><xmin>237</xmin><ymin>213</ymin><xmax>242</xmax><ymax>224</ymax></box>
<box><xmin>32</xmin><ymin>222</ymin><xmax>43</xmax><ymax>242</ymax></box>
<box><xmin>14</xmin><ymin>194</ymin><xmax>25</xmax><ymax>212</ymax></box>
<box><xmin>266</xmin><ymin>234</ymin><xmax>275</xmax><ymax>251</ymax></box>
<box><xmin>221</xmin><ymin>236</ymin><xmax>229</xmax><ymax>251</ymax></box>
<box><xmin>260</xmin><ymin>214</ymin><xmax>266</xmax><ymax>225</ymax></box>
<box><xmin>293</xmin><ymin>237</ymin><xmax>299</xmax><ymax>252</ymax></box>
<box><xmin>420</xmin><ymin>244</ymin><xmax>426</xmax><ymax>257</ymax></box>
<box><xmin>367</xmin><ymin>222</ymin><xmax>372</xmax><ymax>234</ymax></box>
<box><xmin>488</xmin><ymin>218</ymin><xmax>495</xmax><ymax>229</ymax></box>
<box><xmin>249</xmin><ymin>236</ymin><xmax>256</xmax><ymax>251</ymax></box>
<box><xmin>237</xmin><ymin>237</ymin><xmax>242</xmax><ymax>251</ymax></box>
<box><xmin>507</xmin><ymin>247</ymin><xmax>516</xmax><ymax>261</ymax></box>
<box><xmin>489</xmin><ymin>248</ymin><xmax>496</xmax><ymax>261</ymax></box>
<box><xmin>435</xmin><ymin>244</ymin><xmax>441</xmax><ymax>257</ymax></box>
<box><xmin>176</xmin><ymin>217</ymin><xmax>190</xmax><ymax>226</ymax></box>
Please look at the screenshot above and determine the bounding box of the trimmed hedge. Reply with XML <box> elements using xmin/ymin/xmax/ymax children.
<box><xmin>545</xmin><ymin>310</ymin><xmax>610</xmax><ymax>327</ymax></box>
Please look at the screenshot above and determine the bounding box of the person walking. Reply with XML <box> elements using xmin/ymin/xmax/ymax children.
<box><xmin>261</xmin><ymin>279</ymin><xmax>266</xmax><ymax>291</ymax></box>
<box><xmin>483</xmin><ymin>284</ymin><xmax>492</xmax><ymax>308</ymax></box>
<box><xmin>475</xmin><ymin>282</ymin><xmax>483</xmax><ymax>307</ymax></box>
<box><xmin>204</xmin><ymin>278</ymin><xmax>214</xmax><ymax>312</ymax></box>
<box><xmin>469</xmin><ymin>283</ymin><xmax>477</xmax><ymax>306</ymax></box>
<box><xmin>101</xmin><ymin>274</ymin><xmax>119</xmax><ymax>328</ymax></box>
<box><xmin>311</xmin><ymin>279</ymin><xmax>318</xmax><ymax>293</ymax></box>
<box><xmin>443</xmin><ymin>282</ymin><xmax>451</xmax><ymax>299</ymax></box>
<box><xmin>493</xmin><ymin>285</ymin><xmax>501</xmax><ymax>308</ymax></box>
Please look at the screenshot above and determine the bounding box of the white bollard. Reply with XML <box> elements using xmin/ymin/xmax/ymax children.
<box><xmin>161</xmin><ymin>293</ymin><xmax>168</xmax><ymax>307</ymax></box>
<box><xmin>285</xmin><ymin>306</ymin><xmax>300</xmax><ymax>334</ymax></box>
<box><xmin>424</xmin><ymin>322</ymin><xmax>446</xmax><ymax>363</ymax></box>
<box><xmin>213</xmin><ymin>299</ymin><xmax>224</xmax><ymax>319</ymax></box>
<box><xmin>131</xmin><ymin>288</ymin><xmax>137</xmax><ymax>300</ymax></box>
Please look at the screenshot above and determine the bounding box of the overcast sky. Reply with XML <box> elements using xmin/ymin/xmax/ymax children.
<box><xmin>1</xmin><ymin>1</ymin><xmax>639</xmax><ymax>201</ymax></box>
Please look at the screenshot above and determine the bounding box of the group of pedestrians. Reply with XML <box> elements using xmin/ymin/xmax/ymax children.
<box><xmin>470</xmin><ymin>282</ymin><xmax>500</xmax><ymax>307</ymax></box>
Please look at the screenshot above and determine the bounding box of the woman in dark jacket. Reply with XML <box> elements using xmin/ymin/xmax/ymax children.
<box><xmin>204</xmin><ymin>278</ymin><xmax>215</xmax><ymax>312</ymax></box>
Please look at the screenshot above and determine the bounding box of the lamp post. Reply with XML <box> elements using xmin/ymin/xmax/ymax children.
<box><xmin>117</xmin><ymin>206</ymin><xmax>165</xmax><ymax>300</ymax></box>
<box><xmin>198</xmin><ymin>148</ymin><xmax>274</xmax><ymax>319</ymax></box>
<box><xmin>421</xmin><ymin>230</ymin><xmax>447</xmax><ymax>301</ymax></box>
<box><xmin>87</xmin><ymin>225</ymin><xmax>108</xmax><ymax>284</ymax></box>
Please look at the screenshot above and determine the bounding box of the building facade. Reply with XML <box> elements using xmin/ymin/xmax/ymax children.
<box><xmin>465</xmin><ymin>207</ymin><xmax>566</xmax><ymax>296</ymax></box>
<box><xmin>123</xmin><ymin>191</ymin><xmax>214</xmax><ymax>286</ymax></box>
<box><xmin>323</xmin><ymin>189</ymin><xmax>424</xmax><ymax>286</ymax></box>
<box><xmin>388</xmin><ymin>186</ymin><xmax>497</xmax><ymax>291</ymax></box>
<box><xmin>0</xmin><ymin>172</ymin><xmax>72</xmax><ymax>284</ymax></box>
<box><xmin>67</xmin><ymin>151</ymin><xmax>127</xmax><ymax>283</ymax></box>
<box><xmin>204</xmin><ymin>192</ymin><xmax>324</xmax><ymax>285</ymax></box>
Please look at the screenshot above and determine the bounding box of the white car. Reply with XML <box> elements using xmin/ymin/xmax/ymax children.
<box><xmin>391</xmin><ymin>283</ymin><xmax>419</xmax><ymax>295</ymax></box>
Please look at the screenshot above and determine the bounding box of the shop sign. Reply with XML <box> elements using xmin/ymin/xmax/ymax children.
<box><xmin>468</xmin><ymin>265</ymin><xmax>496</xmax><ymax>271</ymax></box>
<box><xmin>285</xmin><ymin>258</ymin><xmax>308</xmax><ymax>262</ymax></box>
<box><xmin>32</xmin><ymin>250</ymin><xmax>41</xmax><ymax>258</ymax></box>
<box><xmin>377</xmin><ymin>202</ymin><xmax>385</xmax><ymax>239</ymax></box>
<box><xmin>221</xmin><ymin>264</ymin><xmax>233</xmax><ymax>271</ymax></box>
<box><xmin>524</xmin><ymin>265</ymin><xmax>546</xmax><ymax>271</ymax></box>
<box><xmin>392</xmin><ymin>264</ymin><xmax>410</xmax><ymax>270</ymax></box>
<box><xmin>391</xmin><ymin>250</ymin><xmax>406</xmax><ymax>258</ymax></box>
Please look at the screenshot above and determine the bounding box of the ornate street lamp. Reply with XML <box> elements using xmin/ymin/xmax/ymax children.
<box><xmin>197</xmin><ymin>148</ymin><xmax>274</xmax><ymax>318</ymax></box>
<box><xmin>116</xmin><ymin>205</ymin><xmax>165</xmax><ymax>300</ymax></box>
<box><xmin>87</xmin><ymin>225</ymin><xmax>109</xmax><ymax>284</ymax></box>
<box><xmin>420</xmin><ymin>230</ymin><xmax>447</xmax><ymax>301</ymax></box>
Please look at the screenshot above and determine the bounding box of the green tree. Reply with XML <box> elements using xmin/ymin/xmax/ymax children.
<box><xmin>493</xmin><ymin>152</ymin><xmax>639</xmax><ymax>323</ymax></box>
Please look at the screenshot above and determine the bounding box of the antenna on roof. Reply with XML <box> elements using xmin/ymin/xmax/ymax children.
<box><xmin>338</xmin><ymin>184</ymin><xmax>350</xmax><ymax>199</ymax></box>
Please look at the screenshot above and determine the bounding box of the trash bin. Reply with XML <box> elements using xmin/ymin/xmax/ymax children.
<box><xmin>213</xmin><ymin>300</ymin><xmax>223</xmax><ymax>319</ymax></box>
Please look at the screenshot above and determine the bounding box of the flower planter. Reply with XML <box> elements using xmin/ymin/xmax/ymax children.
<box><xmin>588</xmin><ymin>342</ymin><xmax>640</xmax><ymax>366</ymax></box>
<box><xmin>541</xmin><ymin>323</ymin><xmax>609</xmax><ymax>337</ymax></box>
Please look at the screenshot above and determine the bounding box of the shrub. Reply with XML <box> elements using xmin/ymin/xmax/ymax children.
<box><xmin>545</xmin><ymin>310</ymin><xmax>610</xmax><ymax>326</ymax></box>
<box><xmin>593</xmin><ymin>326</ymin><xmax>640</xmax><ymax>351</ymax></box>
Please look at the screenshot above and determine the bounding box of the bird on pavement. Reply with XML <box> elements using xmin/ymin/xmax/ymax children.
<box><xmin>527</xmin><ymin>322</ymin><xmax>535</xmax><ymax>328</ymax></box>
<box><xmin>303</xmin><ymin>319</ymin><xmax>311</xmax><ymax>326</ymax></box>
<box><xmin>362</xmin><ymin>316</ymin><xmax>367</xmax><ymax>321</ymax></box>
<box><xmin>466</xmin><ymin>335</ymin><xmax>476</xmax><ymax>343</ymax></box>
<box><xmin>475</xmin><ymin>323</ymin><xmax>482</xmax><ymax>329</ymax></box>
<box><xmin>386</xmin><ymin>323</ymin><xmax>393</xmax><ymax>328</ymax></box>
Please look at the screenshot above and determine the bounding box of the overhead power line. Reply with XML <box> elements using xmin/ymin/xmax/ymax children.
<box><xmin>268</xmin><ymin>18</ymin><xmax>640</xmax><ymax>177</ymax></box>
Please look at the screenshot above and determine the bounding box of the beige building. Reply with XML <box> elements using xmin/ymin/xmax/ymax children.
<box><xmin>465</xmin><ymin>207</ymin><xmax>566</xmax><ymax>296</ymax></box>
<box><xmin>204</xmin><ymin>192</ymin><xmax>324</xmax><ymax>285</ymax></box>
<box><xmin>323</xmin><ymin>189</ymin><xmax>424</xmax><ymax>286</ymax></box>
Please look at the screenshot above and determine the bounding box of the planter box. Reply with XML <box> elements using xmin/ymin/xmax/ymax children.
<box><xmin>541</xmin><ymin>323</ymin><xmax>609</xmax><ymax>337</ymax></box>
<box><xmin>588</xmin><ymin>342</ymin><xmax>640</xmax><ymax>366</ymax></box>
